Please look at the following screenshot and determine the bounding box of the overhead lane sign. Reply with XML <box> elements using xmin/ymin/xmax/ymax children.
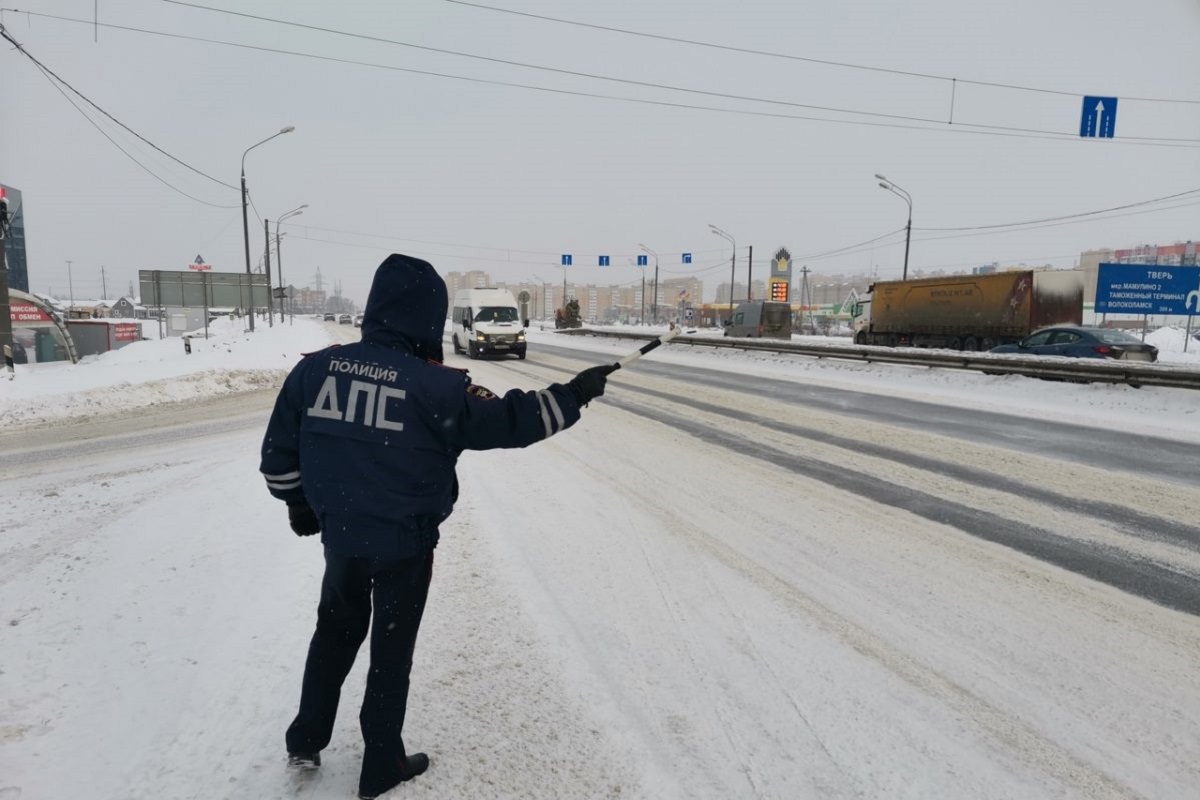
<box><xmin>1080</xmin><ymin>96</ymin><xmax>1118</xmax><ymax>138</ymax></box>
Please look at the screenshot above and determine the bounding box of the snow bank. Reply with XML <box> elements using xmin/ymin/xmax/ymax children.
<box><xmin>1144</xmin><ymin>326</ymin><xmax>1200</xmax><ymax>364</ymax></box>
<box><xmin>0</xmin><ymin>317</ymin><xmax>333</xmax><ymax>429</ymax></box>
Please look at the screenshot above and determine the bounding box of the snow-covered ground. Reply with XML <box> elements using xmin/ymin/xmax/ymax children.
<box><xmin>3</xmin><ymin>320</ymin><xmax>1199</xmax><ymax>799</ymax></box>
<box><xmin>4</xmin><ymin>321</ymin><xmax>1198</xmax><ymax>442</ymax></box>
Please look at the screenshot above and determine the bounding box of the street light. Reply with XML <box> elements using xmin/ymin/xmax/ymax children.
<box><xmin>875</xmin><ymin>173</ymin><xmax>912</xmax><ymax>280</ymax></box>
<box><xmin>638</xmin><ymin>244</ymin><xmax>658</xmax><ymax>325</ymax></box>
<box><xmin>241</xmin><ymin>125</ymin><xmax>295</xmax><ymax>331</ymax></box>
<box><xmin>276</xmin><ymin>204</ymin><xmax>306</xmax><ymax>324</ymax></box>
<box><xmin>709</xmin><ymin>225</ymin><xmax>736</xmax><ymax>316</ymax></box>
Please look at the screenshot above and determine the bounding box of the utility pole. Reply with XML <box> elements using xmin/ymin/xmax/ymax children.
<box><xmin>747</xmin><ymin>245</ymin><xmax>753</xmax><ymax>301</ymax></box>
<box><xmin>66</xmin><ymin>260</ymin><xmax>74</xmax><ymax>311</ymax></box>
<box><xmin>263</xmin><ymin>219</ymin><xmax>274</xmax><ymax>327</ymax></box>
<box><xmin>100</xmin><ymin>265</ymin><xmax>107</xmax><ymax>300</ymax></box>
<box><xmin>799</xmin><ymin>265</ymin><xmax>816</xmax><ymax>334</ymax></box>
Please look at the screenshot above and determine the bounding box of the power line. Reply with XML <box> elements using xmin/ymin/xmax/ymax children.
<box><xmin>22</xmin><ymin>50</ymin><xmax>240</xmax><ymax>208</ymax></box>
<box><xmin>916</xmin><ymin>186</ymin><xmax>1200</xmax><ymax>231</ymax></box>
<box><xmin>13</xmin><ymin>9</ymin><xmax>1200</xmax><ymax>150</ymax></box>
<box><xmin>158</xmin><ymin>1</ymin><xmax>1200</xmax><ymax>145</ymax></box>
<box><xmin>0</xmin><ymin>23</ymin><xmax>238</xmax><ymax>191</ymax></box>
<box><xmin>443</xmin><ymin>0</ymin><xmax>1200</xmax><ymax>106</ymax></box>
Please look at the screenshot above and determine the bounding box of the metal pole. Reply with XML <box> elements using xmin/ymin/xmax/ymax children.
<box><xmin>66</xmin><ymin>260</ymin><xmax>74</xmax><ymax>311</ymax></box>
<box><xmin>276</xmin><ymin>225</ymin><xmax>285</xmax><ymax>325</ymax></box>
<box><xmin>902</xmin><ymin>213</ymin><xmax>912</xmax><ymax>281</ymax></box>
<box><xmin>241</xmin><ymin>168</ymin><xmax>254</xmax><ymax>331</ymax></box>
<box><xmin>641</xmin><ymin>272</ymin><xmax>645</xmax><ymax>325</ymax></box>
<box><xmin>747</xmin><ymin>245</ymin><xmax>753</xmax><ymax>301</ymax></box>
<box><xmin>264</xmin><ymin>219</ymin><xmax>274</xmax><ymax>327</ymax></box>
<box><xmin>202</xmin><ymin>270</ymin><xmax>209</xmax><ymax>340</ymax></box>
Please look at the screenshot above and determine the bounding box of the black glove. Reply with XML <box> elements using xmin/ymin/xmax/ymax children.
<box><xmin>288</xmin><ymin>503</ymin><xmax>320</xmax><ymax>537</ymax></box>
<box><xmin>567</xmin><ymin>364</ymin><xmax>618</xmax><ymax>406</ymax></box>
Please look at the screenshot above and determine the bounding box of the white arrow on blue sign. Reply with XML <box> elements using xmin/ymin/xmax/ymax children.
<box><xmin>682</xmin><ymin>253</ymin><xmax>692</xmax><ymax>264</ymax></box>
<box><xmin>561</xmin><ymin>254</ymin><xmax>572</xmax><ymax>266</ymax></box>
<box><xmin>636</xmin><ymin>255</ymin><xmax>648</xmax><ymax>266</ymax></box>
<box><xmin>1080</xmin><ymin>96</ymin><xmax>1118</xmax><ymax>138</ymax></box>
<box><xmin>599</xmin><ymin>255</ymin><xmax>610</xmax><ymax>266</ymax></box>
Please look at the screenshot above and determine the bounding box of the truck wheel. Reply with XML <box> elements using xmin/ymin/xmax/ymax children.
<box><xmin>855</xmin><ymin>331</ymin><xmax>868</xmax><ymax>346</ymax></box>
<box><xmin>962</xmin><ymin>336</ymin><xmax>980</xmax><ymax>352</ymax></box>
<box><xmin>886</xmin><ymin>334</ymin><xmax>900</xmax><ymax>348</ymax></box>
<box><xmin>947</xmin><ymin>337</ymin><xmax>963</xmax><ymax>351</ymax></box>
<box><xmin>981</xmin><ymin>337</ymin><xmax>997</xmax><ymax>351</ymax></box>
<box><xmin>452</xmin><ymin>335</ymin><xmax>464</xmax><ymax>355</ymax></box>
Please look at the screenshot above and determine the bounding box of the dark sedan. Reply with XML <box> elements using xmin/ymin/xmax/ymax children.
<box><xmin>989</xmin><ymin>326</ymin><xmax>1158</xmax><ymax>362</ymax></box>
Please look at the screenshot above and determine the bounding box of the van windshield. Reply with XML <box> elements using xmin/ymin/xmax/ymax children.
<box><xmin>475</xmin><ymin>306</ymin><xmax>518</xmax><ymax>323</ymax></box>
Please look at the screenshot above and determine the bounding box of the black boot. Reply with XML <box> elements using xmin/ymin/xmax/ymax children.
<box><xmin>287</xmin><ymin>752</ymin><xmax>321</xmax><ymax>770</ymax></box>
<box><xmin>358</xmin><ymin>753</ymin><xmax>429</xmax><ymax>799</ymax></box>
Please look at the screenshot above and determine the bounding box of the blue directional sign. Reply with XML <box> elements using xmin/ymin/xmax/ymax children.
<box><xmin>1080</xmin><ymin>96</ymin><xmax>1118</xmax><ymax>138</ymax></box>
<box><xmin>1095</xmin><ymin>263</ymin><xmax>1200</xmax><ymax>315</ymax></box>
<box><xmin>561</xmin><ymin>254</ymin><xmax>572</xmax><ymax>266</ymax></box>
<box><xmin>598</xmin><ymin>255</ymin><xmax>610</xmax><ymax>266</ymax></box>
<box><xmin>636</xmin><ymin>255</ymin><xmax>648</xmax><ymax>266</ymax></box>
<box><xmin>682</xmin><ymin>253</ymin><xmax>692</xmax><ymax>264</ymax></box>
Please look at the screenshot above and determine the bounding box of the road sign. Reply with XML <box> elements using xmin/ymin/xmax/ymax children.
<box><xmin>636</xmin><ymin>255</ymin><xmax>648</xmax><ymax>266</ymax></box>
<box><xmin>561</xmin><ymin>254</ymin><xmax>572</xmax><ymax>266</ymax></box>
<box><xmin>599</xmin><ymin>255</ymin><xmax>610</xmax><ymax>266</ymax></box>
<box><xmin>682</xmin><ymin>253</ymin><xmax>692</xmax><ymax>264</ymax></box>
<box><xmin>1095</xmin><ymin>263</ymin><xmax>1200</xmax><ymax>315</ymax></box>
<box><xmin>273</xmin><ymin>287</ymin><xmax>289</xmax><ymax>299</ymax></box>
<box><xmin>1080</xmin><ymin>96</ymin><xmax>1118</xmax><ymax>138</ymax></box>
<box><xmin>684</xmin><ymin>307</ymin><xmax>695</xmax><ymax>321</ymax></box>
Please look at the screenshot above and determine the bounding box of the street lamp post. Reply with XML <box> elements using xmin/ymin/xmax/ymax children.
<box><xmin>275</xmin><ymin>205</ymin><xmax>306</xmax><ymax>324</ymax></box>
<box><xmin>709</xmin><ymin>225</ymin><xmax>736</xmax><ymax>316</ymax></box>
<box><xmin>241</xmin><ymin>125</ymin><xmax>295</xmax><ymax>331</ymax></box>
<box><xmin>875</xmin><ymin>173</ymin><xmax>912</xmax><ymax>280</ymax></box>
<box><xmin>638</xmin><ymin>244</ymin><xmax>657</xmax><ymax>325</ymax></box>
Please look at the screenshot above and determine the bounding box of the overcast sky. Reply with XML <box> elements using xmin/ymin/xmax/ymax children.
<box><xmin>5</xmin><ymin>0</ymin><xmax>1200</xmax><ymax>304</ymax></box>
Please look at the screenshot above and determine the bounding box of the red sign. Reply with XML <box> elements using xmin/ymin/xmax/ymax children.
<box><xmin>10</xmin><ymin>301</ymin><xmax>53</xmax><ymax>323</ymax></box>
<box><xmin>114</xmin><ymin>323</ymin><xmax>141</xmax><ymax>342</ymax></box>
<box><xmin>189</xmin><ymin>263</ymin><xmax>213</xmax><ymax>271</ymax></box>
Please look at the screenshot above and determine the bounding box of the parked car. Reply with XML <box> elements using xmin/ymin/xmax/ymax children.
<box><xmin>323</xmin><ymin>312</ymin><xmax>336</xmax><ymax>322</ymax></box>
<box><xmin>989</xmin><ymin>326</ymin><xmax>1158</xmax><ymax>362</ymax></box>
<box><xmin>338</xmin><ymin>314</ymin><xmax>353</xmax><ymax>325</ymax></box>
<box><xmin>354</xmin><ymin>314</ymin><xmax>364</xmax><ymax>327</ymax></box>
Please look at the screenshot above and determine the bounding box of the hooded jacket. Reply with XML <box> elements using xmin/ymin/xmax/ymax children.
<box><xmin>260</xmin><ymin>254</ymin><xmax>583</xmax><ymax>558</ymax></box>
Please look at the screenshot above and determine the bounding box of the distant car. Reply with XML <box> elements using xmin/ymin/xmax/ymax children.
<box><xmin>354</xmin><ymin>314</ymin><xmax>364</xmax><ymax>327</ymax></box>
<box><xmin>323</xmin><ymin>313</ymin><xmax>336</xmax><ymax>322</ymax></box>
<box><xmin>989</xmin><ymin>326</ymin><xmax>1158</xmax><ymax>362</ymax></box>
<box><xmin>338</xmin><ymin>314</ymin><xmax>353</xmax><ymax>325</ymax></box>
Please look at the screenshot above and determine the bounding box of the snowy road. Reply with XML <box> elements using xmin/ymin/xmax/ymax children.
<box><xmin>2</xmin><ymin>329</ymin><xmax>1198</xmax><ymax>799</ymax></box>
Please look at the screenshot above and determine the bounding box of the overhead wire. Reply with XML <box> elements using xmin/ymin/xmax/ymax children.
<box><xmin>0</xmin><ymin>23</ymin><xmax>238</xmax><ymax>190</ymax></box>
<box><xmin>156</xmin><ymin>1</ymin><xmax>1200</xmax><ymax>145</ymax></box>
<box><xmin>10</xmin><ymin>9</ymin><xmax>1200</xmax><ymax>150</ymax></box>
<box><xmin>23</xmin><ymin>51</ymin><xmax>240</xmax><ymax>208</ymax></box>
<box><xmin>443</xmin><ymin>0</ymin><xmax>1200</xmax><ymax>106</ymax></box>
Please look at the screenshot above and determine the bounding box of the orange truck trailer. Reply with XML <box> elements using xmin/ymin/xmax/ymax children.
<box><xmin>852</xmin><ymin>270</ymin><xmax>1083</xmax><ymax>351</ymax></box>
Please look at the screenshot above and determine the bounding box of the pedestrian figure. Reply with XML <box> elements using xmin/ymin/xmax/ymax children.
<box><xmin>260</xmin><ymin>253</ymin><xmax>614</xmax><ymax>799</ymax></box>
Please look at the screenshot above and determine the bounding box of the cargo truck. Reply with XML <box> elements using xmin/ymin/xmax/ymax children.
<box><xmin>851</xmin><ymin>270</ymin><xmax>1083</xmax><ymax>350</ymax></box>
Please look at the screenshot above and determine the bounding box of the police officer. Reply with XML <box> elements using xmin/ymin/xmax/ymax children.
<box><xmin>260</xmin><ymin>253</ymin><xmax>614</xmax><ymax>799</ymax></box>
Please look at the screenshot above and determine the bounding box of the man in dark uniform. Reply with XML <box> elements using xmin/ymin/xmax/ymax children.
<box><xmin>260</xmin><ymin>253</ymin><xmax>614</xmax><ymax>799</ymax></box>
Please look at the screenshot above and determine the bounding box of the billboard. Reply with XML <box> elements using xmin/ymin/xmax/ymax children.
<box><xmin>1</xmin><ymin>184</ymin><xmax>28</xmax><ymax>293</ymax></box>
<box><xmin>1094</xmin><ymin>263</ymin><xmax>1200</xmax><ymax>316</ymax></box>
<box><xmin>139</xmin><ymin>269</ymin><xmax>270</xmax><ymax>310</ymax></box>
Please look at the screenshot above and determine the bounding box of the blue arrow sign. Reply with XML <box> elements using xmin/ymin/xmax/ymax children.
<box><xmin>636</xmin><ymin>255</ymin><xmax>648</xmax><ymax>266</ymax></box>
<box><xmin>1095</xmin><ymin>263</ymin><xmax>1200</xmax><ymax>315</ymax></box>
<box><xmin>598</xmin><ymin>255</ymin><xmax>610</xmax><ymax>266</ymax></box>
<box><xmin>682</xmin><ymin>253</ymin><xmax>692</xmax><ymax>264</ymax></box>
<box><xmin>561</xmin><ymin>254</ymin><xmax>572</xmax><ymax>266</ymax></box>
<box><xmin>1080</xmin><ymin>96</ymin><xmax>1118</xmax><ymax>138</ymax></box>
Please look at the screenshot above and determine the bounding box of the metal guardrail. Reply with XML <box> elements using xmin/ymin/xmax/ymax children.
<box><xmin>560</xmin><ymin>328</ymin><xmax>1200</xmax><ymax>390</ymax></box>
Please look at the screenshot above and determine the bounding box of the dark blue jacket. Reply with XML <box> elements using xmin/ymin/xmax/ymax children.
<box><xmin>260</xmin><ymin>254</ymin><xmax>583</xmax><ymax>558</ymax></box>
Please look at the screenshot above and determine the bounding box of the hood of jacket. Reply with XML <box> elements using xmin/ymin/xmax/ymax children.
<box><xmin>361</xmin><ymin>253</ymin><xmax>447</xmax><ymax>361</ymax></box>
